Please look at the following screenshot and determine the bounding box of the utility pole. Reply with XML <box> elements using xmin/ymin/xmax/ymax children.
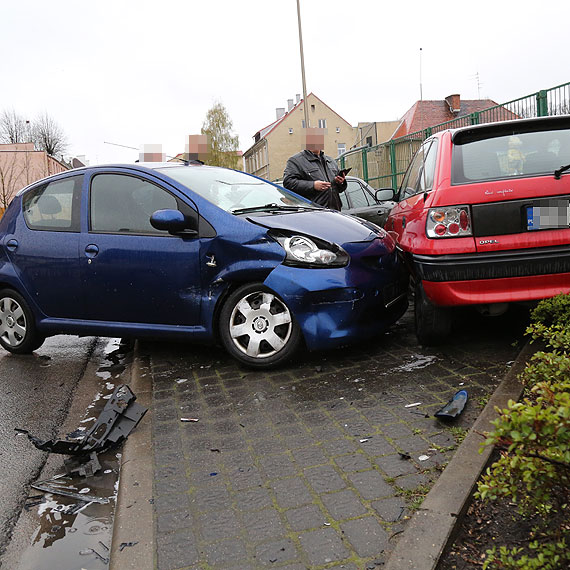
<box><xmin>296</xmin><ymin>0</ymin><xmax>309</xmax><ymax>129</ymax></box>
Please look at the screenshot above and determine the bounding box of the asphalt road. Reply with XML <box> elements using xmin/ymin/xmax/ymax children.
<box><xmin>0</xmin><ymin>335</ymin><xmax>97</xmax><ymax>556</ymax></box>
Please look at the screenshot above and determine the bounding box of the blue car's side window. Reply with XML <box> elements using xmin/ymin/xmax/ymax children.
<box><xmin>90</xmin><ymin>174</ymin><xmax>178</xmax><ymax>235</ymax></box>
<box><xmin>23</xmin><ymin>175</ymin><xmax>82</xmax><ymax>232</ymax></box>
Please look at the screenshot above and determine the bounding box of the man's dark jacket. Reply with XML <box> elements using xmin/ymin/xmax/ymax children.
<box><xmin>283</xmin><ymin>150</ymin><xmax>347</xmax><ymax>206</ymax></box>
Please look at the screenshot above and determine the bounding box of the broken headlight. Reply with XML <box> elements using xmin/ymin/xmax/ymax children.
<box><xmin>274</xmin><ymin>234</ymin><xmax>349</xmax><ymax>267</ymax></box>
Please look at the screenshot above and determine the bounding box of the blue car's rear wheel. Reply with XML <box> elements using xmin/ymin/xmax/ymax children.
<box><xmin>0</xmin><ymin>290</ymin><xmax>45</xmax><ymax>354</ymax></box>
<box><xmin>220</xmin><ymin>283</ymin><xmax>301</xmax><ymax>368</ymax></box>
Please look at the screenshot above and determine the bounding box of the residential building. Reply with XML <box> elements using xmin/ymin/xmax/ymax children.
<box><xmin>244</xmin><ymin>93</ymin><xmax>355</xmax><ymax>182</ymax></box>
<box><xmin>392</xmin><ymin>93</ymin><xmax>518</xmax><ymax>138</ymax></box>
<box><xmin>0</xmin><ymin>143</ymin><xmax>68</xmax><ymax>212</ymax></box>
<box><xmin>353</xmin><ymin>120</ymin><xmax>401</xmax><ymax>149</ymax></box>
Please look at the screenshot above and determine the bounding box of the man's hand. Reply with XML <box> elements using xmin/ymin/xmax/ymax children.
<box><xmin>334</xmin><ymin>174</ymin><xmax>346</xmax><ymax>184</ymax></box>
<box><xmin>314</xmin><ymin>180</ymin><xmax>331</xmax><ymax>191</ymax></box>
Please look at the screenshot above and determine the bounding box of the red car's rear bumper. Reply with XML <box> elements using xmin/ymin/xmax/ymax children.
<box><xmin>414</xmin><ymin>245</ymin><xmax>570</xmax><ymax>306</ymax></box>
<box><xmin>423</xmin><ymin>272</ymin><xmax>570</xmax><ymax>306</ymax></box>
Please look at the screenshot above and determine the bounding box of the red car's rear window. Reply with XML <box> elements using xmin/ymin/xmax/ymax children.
<box><xmin>451</xmin><ymin>125</ymin><xmax>570</xmax><ymax>184</ymax></box>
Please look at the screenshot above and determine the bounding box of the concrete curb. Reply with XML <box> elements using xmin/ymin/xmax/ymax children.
<box><xmin>384</xmin><ymin>339</ymin><xmax>537</xmax><ymax>570</ymax></box>
<box><xmin>110</xmin><ymin>344</ymin><xmax>154</xmax><ymax>570</ymax></box>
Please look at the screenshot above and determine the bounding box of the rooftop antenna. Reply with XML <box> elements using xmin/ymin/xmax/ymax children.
<box><xmin>475</xmin><ymin>71</ymin><xmax>482</xmax><ymax>99</ymax></box>
<box><xmin>419</xmin><ymin>47</ymin><xmax>423</xmax><ymax>121</ymax></box>
<box><xmin>419</xmin><ymin>47</ymin><xmax>429</xmax><ymax>201</ymax></box>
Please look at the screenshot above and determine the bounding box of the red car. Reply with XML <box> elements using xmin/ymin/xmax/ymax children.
<box><xmin>385</xmin><ymin>115</ymin><xmax>570</xmax><ymax>344</ymax></box>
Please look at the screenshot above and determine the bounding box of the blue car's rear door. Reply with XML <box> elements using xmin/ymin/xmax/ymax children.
<box><xmin>4</xmin><ymin>174</ymin><xmax>83</xmax><ymax>318</ymax></box>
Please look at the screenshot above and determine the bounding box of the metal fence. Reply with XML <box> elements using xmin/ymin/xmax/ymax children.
<box><xmin>338</xmin><ymin>81</ymin><xmax>570</xmax><ymax>189</ymax></box>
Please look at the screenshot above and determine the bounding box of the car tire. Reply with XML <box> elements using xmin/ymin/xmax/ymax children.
<box><xmin>414</xmin><ymin>282</ymin><xmax>452</xmax><ymax>345</ymax></box>
<box><xmin>219</xmin><ymin>283</ymin><xmax>301</xmax><ymax>368</ymax></box>
<box><xmin>0</xmin><ymin>289</ymin><xmax>45</xmax><ymax>354</ymax></box>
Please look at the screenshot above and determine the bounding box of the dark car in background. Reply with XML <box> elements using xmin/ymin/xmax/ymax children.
<box><xmin>340</xmin><ymin>176</ymin><xmax>396</xmax><ymax>228</ymax></box>
<box><xmin>274</xmin><ymin>175</ymin><xmax>396</xmax><ymax>228</ymax></box>
<box><xmin>385</xmin><ymin>115</ymin><xmax>570</xmax><ymax>344</ymax></box>
<box><xmin>0</xmin><ymin>163</ymin><xmax>408</xmax><ymax>368</ymax></box>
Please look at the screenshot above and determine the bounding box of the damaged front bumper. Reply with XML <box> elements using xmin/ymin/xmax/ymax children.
<box><xmin>264</xmin><ymin>255</ymin><xmax>408</xmax><ymax>351</ymax></box>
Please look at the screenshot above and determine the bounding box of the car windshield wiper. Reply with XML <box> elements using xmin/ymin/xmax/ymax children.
<box><xmin>554</xmin><ymin>163</ymin><xmax>570</xmax><ymax>179</ymax></box>
<box><xmin>231</xmin><ymin>203</ymin><xmax>318</xmax><ymax>214</ymax></box>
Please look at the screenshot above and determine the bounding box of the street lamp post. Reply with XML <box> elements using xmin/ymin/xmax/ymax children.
<box><xmin>296</xmin><ymin>0</ymin><xmax>309</xmax><ymax>129</ymax></box>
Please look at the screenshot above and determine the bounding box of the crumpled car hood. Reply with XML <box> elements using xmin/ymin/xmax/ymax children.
<box><xmin>246</xmin><ymin>210</ymin><xmax>381</xmax><ymax>244</ymax></box>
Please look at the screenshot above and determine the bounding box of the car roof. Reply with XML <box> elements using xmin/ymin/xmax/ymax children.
<box><xmin>450</xmin><ymin>114</ymin><xmax>570</xmax><ymax>144</ymax></box>
<box><xmin>14</xmin><ymin>162</ymin><xmax>225</xmax><ymax>197</ymax></box>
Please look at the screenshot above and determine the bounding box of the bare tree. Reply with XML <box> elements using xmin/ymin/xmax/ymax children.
<box><xmin>32</xmin><ymin>112</ymin><xmax>68</xmax><ymax>157</ymax></box>
<box><xmin>0</xmin><ymin>150</ymin><xmax>34</xmax><ymax>211</ymax></box>
<box><xmin>0</xmin><ymin>109</ymin><xmax>29</xmax><ymax>144</ymax></box>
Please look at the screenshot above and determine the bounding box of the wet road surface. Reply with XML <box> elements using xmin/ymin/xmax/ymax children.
<box><xmin>0</xmin><ymin>335</ymin><xmax>97</xmax><ymax>557</ymax></box>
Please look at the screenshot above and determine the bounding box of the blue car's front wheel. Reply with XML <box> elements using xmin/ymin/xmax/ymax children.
<box><xmin>219</xmin><ymin>283</ymin><xmax>301</xmax><ymax>368</ymax></box>
<box><xmin>0</xmin><ymin>289</ymin><xmax>45</xmax><ymax>354</ymax></box>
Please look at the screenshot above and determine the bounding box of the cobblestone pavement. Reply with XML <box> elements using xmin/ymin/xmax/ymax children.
<box><xmin>138</xmin><ymin>307</ymin><xmax>525</xmax><ymax>570</ymax></box>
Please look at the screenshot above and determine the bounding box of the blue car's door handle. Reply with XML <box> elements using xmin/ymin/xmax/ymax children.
<box><xmin>84</xmin><ymin>244</ymin><xmax>99</xmax><ymax>258</ymax></box>
<box><xmin>6</xmin><ymin>239</ymin><xmax>18</xmax><ymax>252</ymax></box>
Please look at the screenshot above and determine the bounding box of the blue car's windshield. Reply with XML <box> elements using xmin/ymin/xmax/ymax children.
<box><xmin>157</xmin><ymin>165</ymin><xmax>310</xmax><ymax>212</ymax></box>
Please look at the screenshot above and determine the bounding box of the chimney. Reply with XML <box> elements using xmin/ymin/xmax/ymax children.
<box><xmin>276</xmin><ymin>107</ymin><xmax>285</xmax><ymax>120</ymax></box>
<box><xmin>445</xmin><ymin>94</ymin><xmax>461</xmax><ymax>114</ymax></box>
<box><xmin>287</xmin><ymin>99</ymin><xmax>294</xmax><ymax>112</ymax></box>
<box><xmin>296</xmin><ymin>93</ymin><xmax>301</xmax><ymax>104</ymax></box>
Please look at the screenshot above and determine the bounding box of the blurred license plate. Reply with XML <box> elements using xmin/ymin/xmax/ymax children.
<box><xmin>526</xmin><ymin>199</ymin><xmax>570</xmax><ymax>230</ymax></box>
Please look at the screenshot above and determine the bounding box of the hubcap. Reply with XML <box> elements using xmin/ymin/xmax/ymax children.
<box><xmin>229</xmin><ymin>291</ymin><xmax>292</xmax><ymax>359</ymax></box>
<box><xmin>0</xmin><ymin>297</ymin><xmax>27</xmax><ymax>347</ymax></box>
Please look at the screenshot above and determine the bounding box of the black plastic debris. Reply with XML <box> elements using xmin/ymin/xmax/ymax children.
<box><xmin>434</xmin><ymin>389</ymin><xmax>468</xmax><ymax>419</ymax></box>
<box><xmin>64</xmin><ymin>451</ymin><xmax>101</xmax><ymax>477</ymax></box>
<box><xmin>31</xmin><ymin>478</ymin><xmax>109</xmax><ymax>504</ymax></box>
<box><xmin>16</xmin><ymin>384</ymin><xmax>147</xmax><ymax>456</ymax></box>
<box><xmin>119</xmin><ymin>541</ymin><xmax>139</xmax><ymax>551</ymax></box>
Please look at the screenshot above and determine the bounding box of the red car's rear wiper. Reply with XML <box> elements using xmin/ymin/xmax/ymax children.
<box><xmin>554</xmin><ymin>163</ymin><xmax>570</xmax><ymax>179</ymax></box>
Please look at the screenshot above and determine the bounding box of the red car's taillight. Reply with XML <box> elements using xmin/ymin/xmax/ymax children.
<box><xmin>426</xmin><ymin>206</ymin><xmax>472</xmax><ymax>238</ymax></box>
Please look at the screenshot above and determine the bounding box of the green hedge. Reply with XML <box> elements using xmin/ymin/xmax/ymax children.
<box><xmin>475</xmin><ymin>294</ymin><xmax>570</xmax><ymax>569</ymax></box>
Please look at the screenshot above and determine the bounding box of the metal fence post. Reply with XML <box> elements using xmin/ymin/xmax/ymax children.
<box><xmin>389</xmin><ymin>141</ymin><xmax>397</xmax><ymax>190</ymax></box>
<box><xmin>362</xmin><ymin>147</ymin><xmax>368</xmax><ymax>183</ymax></box>
<box><xmin>537</xmin><ymin>90</ymin><xmax>548</xmax><ymax>116</ymax></box>
<box><xmin>340</xmin><ymin>155</ymin><xmax>345</xmax><ymax>170</ymax></box>
<box><xmin>471</xmin><ymin>112</ymin><xmax>480</xmax><ymax>125</ymax></box>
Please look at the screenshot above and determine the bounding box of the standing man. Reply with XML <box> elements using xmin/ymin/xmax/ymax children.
<box><xmin>283</xmin><ymin>128</ymin><xmax>347</xmax><ymax>210</ymax></box>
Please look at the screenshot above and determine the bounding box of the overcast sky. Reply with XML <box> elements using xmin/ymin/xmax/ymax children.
<box><xmin>1</xmin><ymin>0</ymin><xmax>568</xmax><ymax>165</ymax></box>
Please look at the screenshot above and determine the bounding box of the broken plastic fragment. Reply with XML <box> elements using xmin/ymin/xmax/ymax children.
<box><xmin>434</xmin><ymin>390</ymin><xmax>468</xmax><ymax>419</ymax></box>
<box><xmin>404</xmin><ymin>402</ymin><xmax>422</xmax><ymax>408</ymax></box>
<box><xmin>31</xmin><ymin>478</ymin><xmax>109</xmax><ymax>504</ymax></box>
<box><xmin>418</xmin><ymin>455</ymin><xmax>430</xmax><ymax>461</ymax></box>
<box><xmin>180</xmin><ymin>418</ymin><xmax>199</xmax><ymax>422</ymax></box>
<box><xmin>15</xmin><ymin>384</ymin><xmax>147</xmax><ymax>456</ymax></box>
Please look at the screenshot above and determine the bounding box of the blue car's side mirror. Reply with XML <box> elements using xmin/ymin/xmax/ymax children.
<box><xmin>375</xmin><ymin>188</ymin><xmax>395</xmax><ymax>202</ymax></box>
<box><xmin>150</xmin><ymin>209</ymin><xmax>197</xmax><ymax>235</ymax></box>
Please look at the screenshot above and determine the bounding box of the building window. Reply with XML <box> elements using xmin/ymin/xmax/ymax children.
<box><xmin>318</xmin><ymin>119</ymin><xmax>327</xmax><ymax>128</ymax></box>
<box><xmin>311</xmin><ymin>104</ymin><xmax>315</xmax><ymax>112</ymax></box>
<box><xmin>301</xmin><ymin>120</ymin><xmax>306</xmax><ymax>128</ymax></box>
<box><xmin>336</xmin><ymin>127</ymin><xmax>340</xmax><ymax>133</ymax></box>
<box><xmin>337</xmin><ymin>143</ymin><xmax>346</xmax><ymax>157</ymax></box>
<box><xmin>289</xmin><ymin>128</ymin><xmax>293</xmax><ymax>134</ymax></box>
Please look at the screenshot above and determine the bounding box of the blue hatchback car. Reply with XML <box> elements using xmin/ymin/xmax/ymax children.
<box><xmin>0</xmin><ymin>163</ymin><xmax>407</xmax><ymax>368</ymax></box>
